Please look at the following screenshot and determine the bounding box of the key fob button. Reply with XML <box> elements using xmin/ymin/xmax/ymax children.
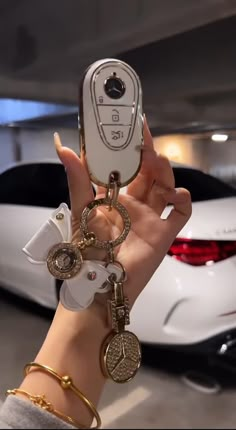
<box><xmin>94</xmin><ymin>68</ymin><xmax>135</xmax><ymax>106</ymax></box>
<box><xmin>98</xmin><ymin>106</ymin><xmax>133</xmax><ymax>125</ymax></box>
<box><xmin>102</xmin><ymin>125</ymin><xmax>131</xmax><ymax>149</ymax></box>
<box><xmin>104</xmin><ymin>76</ymin><xmax>126</xmax><ymax>99</ymax></box>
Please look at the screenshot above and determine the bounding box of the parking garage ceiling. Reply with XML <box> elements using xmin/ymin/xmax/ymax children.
<box><xmin>0</xmin><ymin>0</ymin><xmax>236</xmax><ymax>131</ymax></box>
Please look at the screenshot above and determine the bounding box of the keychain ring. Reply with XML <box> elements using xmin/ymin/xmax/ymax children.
<box><xmin>80</xmin><ymin>198</ymin><xmax>131</xmax><ymax>250</ymax></box>
<box><xmin>105</xmin><ymin>260</ymin><xmax>127</xmax><ymax>283</ymax></box>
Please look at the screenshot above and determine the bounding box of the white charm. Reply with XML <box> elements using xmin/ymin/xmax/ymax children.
<box><xmin>22</xmin><ymin>203</ymin><xmax>71</xmax><ymax>263</ymax></box>
<box><xmin>22</xmin><ymin>202</ymin><xmax>123</xmax><ymax>311</ymax></box>
<box><xmin>60</xmin><ymin>260</ymin><xmax>123</xmax><ymax>311</ymax></box>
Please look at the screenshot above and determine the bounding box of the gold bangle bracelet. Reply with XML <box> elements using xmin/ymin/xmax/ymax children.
<box><xmin>24</xmin><ymin>362</ymin><xmax>101</xmax><ymax>429</ymax></box>
<box><xmin>6</xmin><ymin>388</ymin><xmax>86</xmax><ymax>429</ymax></box>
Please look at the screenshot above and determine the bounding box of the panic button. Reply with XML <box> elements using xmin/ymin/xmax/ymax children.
<box><xmin>98</xmin><ymin>106</ymin><xmax>133</xmax><ymax>126</ymax></box>
<box><xmin>102</xmin><ymin>125</ymin><xmax>131</xmax><ymax>148</ymax></box>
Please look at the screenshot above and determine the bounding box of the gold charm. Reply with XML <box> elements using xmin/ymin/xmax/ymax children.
<box><xmin>102</xmin><ymin>273</ymin><xmax>141</xmax><ymax>383</ymax></box>
<box><xmin>46</xmin><ymin>233</ymin><xmax>96</xmax><ymax>280</ymax></box>
<box><xmin>47</xmin><ymin>242</ymin><xmax>83</xmax><ymax>280</ymax></box>
<box><xmin>102</xmin><ymin>331</ymin><xmax>141</xmax><ymax>383</ymax></box>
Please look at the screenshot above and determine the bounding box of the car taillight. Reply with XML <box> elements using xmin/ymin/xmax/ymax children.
<box><xmin>168</xmin><ymin>238</ymin><xmax>236</xmax><ymax>266</ymax></box>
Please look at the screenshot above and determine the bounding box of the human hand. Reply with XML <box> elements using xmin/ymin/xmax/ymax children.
<box><xmin>20</xmin><ymin>120</ymin><xmax>191</xmax><ymax>426</ymax></box>
<box><xmin>54</xmin><ymin>118</ymin><xmax>192</xmax><ymax>308</ymax></box>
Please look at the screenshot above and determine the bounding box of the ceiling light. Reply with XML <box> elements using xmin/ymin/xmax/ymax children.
<box><xmin>211</xmin><ymin>133</ymin><xmax>228</xmax><ymax>142</ymax></box>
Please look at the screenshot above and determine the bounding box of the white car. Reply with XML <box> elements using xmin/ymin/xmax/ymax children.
<box><xmin>0</xmin><ymin>161</ymin><xmax>69</xmax><ymax>309</ymax></box>
<box><xmin>0</xmin><ymin>161</ymin><xmax>236</xmax><ymax>356</ymax></box>
<box><xmin>130</xmin><ymin>165</ymin><xmax>236</xmax><ymax>355</ymax></box>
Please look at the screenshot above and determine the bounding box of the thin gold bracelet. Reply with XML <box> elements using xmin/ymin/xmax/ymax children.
<box><xmin>24</xmin><ymin>362</ymin><xmax>102</xmax><ymax>429</ymax></box>
<box><xmin>6</xmin><ymin>388</ymin><xmax>87</xmax><ymax>429</ymax></box>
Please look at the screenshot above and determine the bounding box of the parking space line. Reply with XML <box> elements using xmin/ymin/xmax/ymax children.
<box><xmin>100</xmin><ymin>387</ymin><xmax>151</xmax><ymax>428</ymax></box>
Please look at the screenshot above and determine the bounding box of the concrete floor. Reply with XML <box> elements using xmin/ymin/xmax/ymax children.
<box><xmin>1</xmin><ymin>288</ymin><xmax>236</xmax><ymax>429</ymax></box>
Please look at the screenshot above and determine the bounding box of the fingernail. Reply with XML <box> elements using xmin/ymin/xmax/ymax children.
<box><xmin>54</xmin><ymin>132</ymin><xmax>63</xmax><ymax>153</ymax></box>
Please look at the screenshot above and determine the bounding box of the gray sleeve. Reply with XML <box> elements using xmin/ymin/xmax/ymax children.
<box><xmin>0</xmin><ymin>396</ymin><xmax>76</xmax><ymax>429</ymax></box>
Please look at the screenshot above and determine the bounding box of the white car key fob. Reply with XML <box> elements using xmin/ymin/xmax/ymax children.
<box><xmin>79</xmin><ymin>58</ymin><xmax>143</xmax><ymax>187</ymax></box>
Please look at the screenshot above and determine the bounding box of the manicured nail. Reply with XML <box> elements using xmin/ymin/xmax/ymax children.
<box><xmin>54</xmin><ymin>132</ymin><xmax>63</xmax><ymax>152</ymax></box>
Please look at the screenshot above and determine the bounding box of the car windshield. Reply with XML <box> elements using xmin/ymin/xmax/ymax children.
<box><xmin>173</xmin><ymin>167</ymin><xmax>236</xmax><ymax>202</ymax></box>
<box><xmin>0</xmin><ymin>163</ymin><xmax>70</xmax><ymax>208</ymax></box>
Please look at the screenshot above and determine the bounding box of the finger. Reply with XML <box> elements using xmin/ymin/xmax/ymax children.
<box><xmin>54</xmin><ymin>133</ymin><xmax>94</xmax><ymax>219</ymax></box>
<box><xmin>147</xmin><ymin>183</ymin><xmax>172</xmax><ymax>216</ymax></box>
<box><xmin>129</xmin><ymin>151</ymin><xmax>176</xmax><ymax>215</ymax></box>
<box><xmin>146</xmin><ymin>157</ymin><xmax>177</xmax><ymax>215</ymax></box>
<box><xmin>127</xmin><ymin>118</ymin><xmax>175</xmax><ymax>202</ymax></box>
<box><xmin>165</xmin><ymin>188</ymin><xmax>192</xmax><ymax>238</ymax></box>
<box><xmin>142</xmin><ymin>114</ymin><xmax>154</xmax><ymax>149</ymax></box>
<box><xmin>96</xmin><ymin>185</ymin><xmax>107</xmax><ymax>198</ymax></box>
<box><xmin>127</xmin><ymin>117</ymin><xmax>156</xmax><ymax>200</ymax></box>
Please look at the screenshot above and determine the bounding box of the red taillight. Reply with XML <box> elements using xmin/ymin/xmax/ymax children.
<box><xmin>168</xmin><ymin>238</ymin><xmax>236</xmax><ymax>266</ymax></box>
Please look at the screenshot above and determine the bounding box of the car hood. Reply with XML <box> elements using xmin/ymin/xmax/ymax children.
<box><xmin>178</xmin><ymin>197</ymin><xmax>236</xmax><ymax>240</ymax></box>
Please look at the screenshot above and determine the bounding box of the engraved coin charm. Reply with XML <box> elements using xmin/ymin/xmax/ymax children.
<box><xmin>102</xmin><ymin>331</ymin><xmax>141</xmax><ymax>383</ymax></box>
<box><xmin>47</xmin><ymin>242</ymin><xmax>83</xmax><ymax>280</ymax></box>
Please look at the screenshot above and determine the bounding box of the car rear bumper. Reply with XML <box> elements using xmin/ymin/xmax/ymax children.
<box><xmin>130</xmin><ymin>255</ymin><xmax>236</xmax><ymax>345</ymax></box>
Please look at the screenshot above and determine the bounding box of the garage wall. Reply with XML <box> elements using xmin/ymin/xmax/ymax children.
<box><xmin>207</xmin><ymin>139</ymin><xmax>236</xmax><ymax>169</ymax></box>
<box><xmin>0</xmin><ymin>128</ymin><xmax>15</xmax><ymax>168</ymax></box>
<box><xmin>154</xmin><ymin>135</ymin><xmax>236</xmax><ymax>174</ymax></box>
<box><xmin>0</xmin><ymin>126</ymin><xmax>234</xmax><ymax>182</ymax></box>
<box><xmin>154</xmin><ymin>135</ymin><xmax>207</xmax><ymax>170</ymax></box>
<box><xmin>207</xmin><ymin>139</ymin><xmax>236</xmax><ymax>186</ymax></box>
<box><xmin>0</xmin><ymin>126</ymin><xmax>79</xmax><ymax>169</ymax></box>
<box><xmin>20</xmin><ymin>128</ymin><xmax>79</xmax><ymax>161</ymax></box>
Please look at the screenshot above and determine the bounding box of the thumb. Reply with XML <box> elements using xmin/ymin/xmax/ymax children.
<box><xmin>165</xmin><ymin>187</ymin><xmax>192</xmax><ymax>237</ymax></box>
<box><xmin>54</xmin><ymin>132</ymin><xmax>94</xmax><ymax>219</ymax></box>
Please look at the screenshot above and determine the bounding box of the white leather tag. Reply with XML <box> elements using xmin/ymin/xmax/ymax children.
<box><xmin>60</xmin><ymin>260</ymin><xmax>123</xmax><ymax>311</ymax></box>
<box><xmin>22</xmin><ymin>203</ymin><xmax>71</xmax><ymax>263</ymax></box>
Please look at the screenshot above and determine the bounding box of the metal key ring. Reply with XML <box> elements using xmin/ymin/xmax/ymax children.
<box><xmin>80</xmin><ymin>198</ymin><xmax>131</xmax><ymax>250</ymax></box>
<box><xmin>105</xmin><ymin>260</ymin><xmax>127</xmax><ymax>283</ymax></box>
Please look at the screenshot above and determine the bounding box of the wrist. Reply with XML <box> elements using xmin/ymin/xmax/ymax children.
<box><xmin>20</xmin><ymin>302</ymin><xmax>109</xmax><ymax>427</ymax></box>
<box><xmin>38</xmin><ymin>301</ymin><xmax>109</xmax><ymax>358</ymax></box>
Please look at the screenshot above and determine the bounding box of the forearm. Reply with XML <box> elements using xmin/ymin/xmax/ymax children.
<box><xmin>19</xmin><ymin>302</ymin><xmax>109</xmax><ymax>428</ymax></box>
